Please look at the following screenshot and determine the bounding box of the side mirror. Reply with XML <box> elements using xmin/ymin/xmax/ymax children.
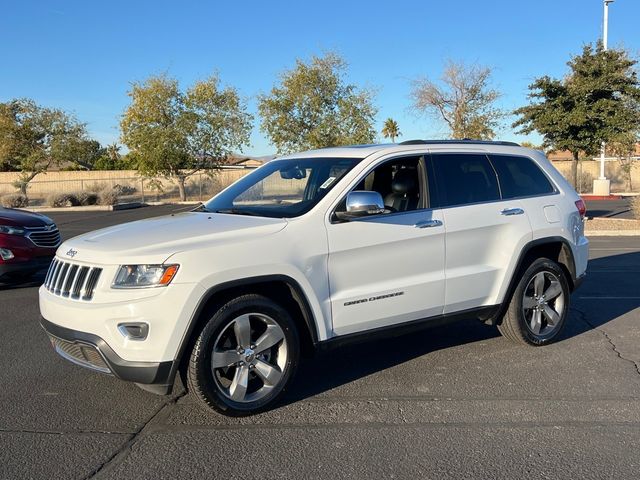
<box><xmin>345</xmin><ymin>191</ymin><xmax>385</xmax><ymax>216</ymax></box>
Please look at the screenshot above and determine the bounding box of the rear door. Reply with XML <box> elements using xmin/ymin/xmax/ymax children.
<box><xmin>429</xmin><ymin>151</ymin><xmax>533</xmax><ymax>313</ymax></box>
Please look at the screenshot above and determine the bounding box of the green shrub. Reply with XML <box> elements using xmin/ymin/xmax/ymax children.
<box><xmin>1</xmin><ymin>193</ymin><xmax>29</xmax><ymax>208</ymax></box>
<box><xmin>48</xmin><ymin>193</ymin><xmax>80</xmax><ymax>207</ymax></box>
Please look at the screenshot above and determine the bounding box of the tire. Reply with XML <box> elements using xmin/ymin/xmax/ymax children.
<box><xmin>497</xmin><ymin>258</ymin><xmax>570</xmax><ymax>346</ymax></box>
<box><xmin>187</xmin><ymin>294</ymin><xmax>299</xmax><ymax>416</ymax></box>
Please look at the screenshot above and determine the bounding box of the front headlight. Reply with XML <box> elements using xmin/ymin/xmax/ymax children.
<box><xmin>112</xmin><ymin>264</ymin><xmax>179</xmax><ymax>288</ymax></box>
<box><xmin>0</xmin><ymin>225</ymin><xmax>25</xmax><ymax>235</ymax></box>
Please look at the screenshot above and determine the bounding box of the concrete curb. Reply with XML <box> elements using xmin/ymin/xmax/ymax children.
<box><xmin>586</xmin><ymin>231</ymin><xmax>640</xmax><ymax>236</ymax></box>
<box><xmin>25</xmin><ymin>202</ymin><xmax>145</xmax><ymax>213</ymax></box>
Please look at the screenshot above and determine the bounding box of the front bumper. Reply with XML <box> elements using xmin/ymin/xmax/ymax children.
<box><xmin>40</xmin><ymin>317</ymin><xmax>175</xmax><ymax>394</ymax></box>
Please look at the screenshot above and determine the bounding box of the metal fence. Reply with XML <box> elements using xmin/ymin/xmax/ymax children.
<box><xmin>0</xmin><ymin>170</ymin><xmax>253</xmax><ymax>206</ymax></box>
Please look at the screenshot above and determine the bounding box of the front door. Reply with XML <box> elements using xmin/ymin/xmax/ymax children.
<box><xmin>326</xmin><ymin>156</ymin><xmax>446</xmax><ymax>335</ymax></box>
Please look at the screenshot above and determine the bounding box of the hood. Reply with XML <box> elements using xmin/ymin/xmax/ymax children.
<box><xmin>58</xmin><ymin>212</ymin><xmax>288</xmax><ymax>265</ymax></box>
<box><xmin>0</xmin><ymin>208</ymin><xmax>54</xmax><ymax>228</ymax></box>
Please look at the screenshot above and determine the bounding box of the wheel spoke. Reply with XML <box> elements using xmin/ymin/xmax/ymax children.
<box><xmin>542</xmin><ymin>305</ymin><xmax>560</xmax><ymax>326</ymax></box>
<box><xmin>211</xmin><ymin>349</ymin><xmax>241</xmax><ymax>369</ymax></box>
<box><xmin>533</xmin><ymin>272</ymin><xmax>545</xmax><ymax>297</ymax></box>
<box><xmin>233</xmin><ymin>314</ymin><xmax>252</xmax><ymax>348</ymax></box>
<box><xmin>522</xmin><ymin>295</ymin><xmax>537</xmax><ymax>310</ymax></box>
<box><xmin>254</xmin><ymin>325</ymin><xmax>284</xmax><ymax>354</ymax></box>
<box><xmin>229</xmin><ymin>365</ymin><xmax>249</xmax><ymax>401</ymax></box>
<box><xmin>530</xmin><ymin>309</ymin><xmax>542</xmax><ymax>334</ymax></box>
<box><xmin>253</xmin><ymin>359</ymin><xmax>282</xmax><ymax>387</ymax></box>
<box><xmin>543</xmin><ymin>280</ymin><xmax>562</xmax><ymax>301</ymax></box>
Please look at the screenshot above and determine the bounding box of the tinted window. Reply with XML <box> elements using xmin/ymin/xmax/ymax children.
<box><xmin>431</xmin><ymin>154</ymin><xmax>500</xmax><ymax>207</ymax></box>
<box><xmin>490</xmin><ymin>155</ymin><xmax>555</xmax><ymax>198</ymax></box>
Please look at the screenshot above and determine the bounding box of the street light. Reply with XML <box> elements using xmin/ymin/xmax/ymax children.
<box><xmin>594</xmin><ymin>0</ymin><xmax>615</xmax><ymax>196</ymax></box>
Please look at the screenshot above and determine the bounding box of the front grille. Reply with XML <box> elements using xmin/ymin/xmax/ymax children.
<box><xmin>44</xmin><ymin>259</ymin><xmax>102</xmax><ymax>301</ymax></box>
<box><xmin>49</xmin><ymin>336</ymin><xmax>111</xmax><ymax>373</ymax></box>
<box><xmin>26</xmin><ymin>226</ymin><xmax>62</xmax><ymax>248</ymax></box>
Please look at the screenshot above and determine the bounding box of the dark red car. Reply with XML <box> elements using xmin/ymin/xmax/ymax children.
<box><xmin>0</xmin><ymin>207</ymin><xmax>61</xmax><ymax>282</ymax></box>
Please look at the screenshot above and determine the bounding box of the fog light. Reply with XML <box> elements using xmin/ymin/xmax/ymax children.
<box><xmin>117</xmin><ymin>323</ymin><xmax>149</xmax><ymax>341</ymax></box>
<box><xmin>0</xmin><ymin>248</ymin><xmax>14</xmax><ymax>260</ymax></box>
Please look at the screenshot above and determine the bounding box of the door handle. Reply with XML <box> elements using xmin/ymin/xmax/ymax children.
<box><xmin>415</xmin><ymin>219</ymin><xmax>443</xmax><ymax>228</ymax></box>
<box><xmin>501</xmin><ymin>208</ymin><xmax>524</xmax><ymax>216</ymax></box>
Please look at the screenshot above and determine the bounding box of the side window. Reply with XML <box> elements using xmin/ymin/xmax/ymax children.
<box><xmin>489</xmin><ymin>155</ymin><xmax>555</xmax><ymax>198</ymax></box>
<box><xmin>335</xmin><ymin>156</ymin><xmax>425</xmax><ymax>216</ymax></box>
<box><xmin>431</xmin><ymin>153</ymin><xmax>500</xmax><ymax>207</ymax></box>
<box><xmin>361</xmin><ymin>157</ymin><xmax>423</xmax><ymax>212</ymax></box>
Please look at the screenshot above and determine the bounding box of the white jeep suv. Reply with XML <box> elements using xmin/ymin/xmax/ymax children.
<box><xmin>39</xmin><ymin>140</ymin><xmax>589</xmax><ymax>415</ymax></box>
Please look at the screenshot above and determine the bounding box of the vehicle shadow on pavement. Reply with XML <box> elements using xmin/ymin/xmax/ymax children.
<box><xmin>283</xmin><ymin>251</ymin><xmax>640</xmax><ymax>406</ymax></box>
<box><xmin>0</xmin><ymin>271</ymin><xmax>46</xmax><ymax>291</ymax></box>
<box><xmin>283</xmin><ymin>319</ymin><xmax>499</xmax><ymax>405</ymax></box>
<box><xmin>558</xmin><ymin>251</ymin><xmax>640</xmax><ymax>338</ymax></box>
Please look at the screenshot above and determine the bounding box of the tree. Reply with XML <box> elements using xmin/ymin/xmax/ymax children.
<box><xmin>514</xmin><ymin>43</ymin><xmax>640</xmax><ymax>188</ymax></box>
<box><xmin>94</xmin><ymin>143</ymin><xmax>129</xmax><ymax>170</ymax></box>
<box><xmin>120</xmin><ymin>74</ymin><xmax>253</xmax><ymax>200</ymax></box>
<box><xmin>520</xmin><ymin>141</ymin><xmax>544</xmax><ymax>150</ymax></box>
<box><xmin>381</xmin><ymin>118</ymin><xmax>401</xmax><ymax>142</ymax></box>
<box><xmin>258</xmin><ymin>53</ymin><xmax>377</xmax><ymax>154</ymax></box>
<box><xmin>609</xmin><ymin>133</ymin><xmax>637</xmax><ymax>191</ymax></box>
<box><xmin>0</xmin><ymin>99</ymin><xmax>87</xmax><ymax>194</ymax></box>
<box><xmin>410</xmin><ymin>60</ymin><xmax>503</xmax><ymax>140</ymax></box>
<box><xmin>59</xmin><ymin>138</ymin><xmax>104</xmax><ymax>170</ymax></box>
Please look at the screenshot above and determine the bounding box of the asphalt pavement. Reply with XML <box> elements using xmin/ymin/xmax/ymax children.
<box><xmin>1</xmin><ymin>206</ymin><xmax>639</xmax><ymax>479</ymax></box>
<box><xmin>585</xmin><ymin>197</ymin><xmax>634</xmax><ymax>219</ymax></box>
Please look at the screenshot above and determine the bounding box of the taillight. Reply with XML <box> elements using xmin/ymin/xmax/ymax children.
<box><xmin>575</xmin><ymin>199</ymin><xmax>586</xmax><ymax>219</ymax></box>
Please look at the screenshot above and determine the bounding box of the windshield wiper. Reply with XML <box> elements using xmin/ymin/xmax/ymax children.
<box><xmin>213</xmin><ymin>208</ymin><xmax>261</xmax><ymax>216</ymax></box>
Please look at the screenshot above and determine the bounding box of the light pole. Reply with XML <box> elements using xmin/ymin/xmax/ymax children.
<box><xmin>594</xmin><ymin>0</ymin><xmax>614</xmax><ymax>195</ymax></box>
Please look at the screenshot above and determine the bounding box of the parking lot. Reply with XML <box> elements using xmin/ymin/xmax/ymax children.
<box><xmin>1</xmin><ymin>206</ymin><xmax>639</xmax><ymax>479</ymax></box>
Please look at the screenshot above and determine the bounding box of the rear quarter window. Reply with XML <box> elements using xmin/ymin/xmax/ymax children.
<box><xmin>489</xmin><ymin>154</ymin><xmax>555</xmax><ymax>199</ymax></box>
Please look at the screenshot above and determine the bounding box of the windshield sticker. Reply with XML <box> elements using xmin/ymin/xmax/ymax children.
<box><xmin>319</xmin><ymin>177</ymin><xmax>336</xmax><ymax>189</ymax></box>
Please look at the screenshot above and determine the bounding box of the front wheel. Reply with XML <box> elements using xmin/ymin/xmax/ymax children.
<box><xmin>498</xmin><ymin>258</ymin><xmax>570</xmax><ymax>346</ymax></box>
<box><xmin>187</xmin><ymin>294</ymin><xmax>299</xmax><ymax>416</ymax></box>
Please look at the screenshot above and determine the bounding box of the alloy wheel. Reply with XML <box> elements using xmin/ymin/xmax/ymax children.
<box><xmin>210</xmin><ymin>313</ymin><xmax>288</xmax><ymax>403</ymax></box>
<box><xmin>522</xmin><ymin>270</ymin><xmax>565</xmax><ymax>336</ymax></box>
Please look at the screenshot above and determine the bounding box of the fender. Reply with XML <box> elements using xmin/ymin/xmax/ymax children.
<box><xmin>174</xmin><ymin>274</ymin><xmax>319</xmax><ymax>362</ymax></box>
<box><xmin>492</xmin><ymin>236</ymin><xmax>579</xmax><ymax>325</ymax></box>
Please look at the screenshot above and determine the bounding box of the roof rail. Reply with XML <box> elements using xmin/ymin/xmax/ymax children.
<box><xmin>399</xmin><ymin>139</ymin><xmax>520</xmax><ymax>147</ymax></box>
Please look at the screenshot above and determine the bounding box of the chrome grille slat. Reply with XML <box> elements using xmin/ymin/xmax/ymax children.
<box><xmin>44</xmin><ymin>259</ymin><xmax>57</xmax><ymax>288</ymax></box>
<box><xmin>44</xmin><ymin>260</ymin><xmax>101</xmax><ymax>301</ymax></box>
<box><xmin>54</xmin><ymin>263</ymin><xmax>69</xmax><ymax>294</ymax></box>
<box><xmin>26</xmin><ymin>226</ymin><xmax>62</xmax><ymax>248</ymax></box>
<box><xmin>62</xmin><ymin>265</ymin><xmax>79</xmax><ymax>297</ymax></box>
<box><xmin>83</xmin><ymin>268</ymin><xmax>102</xmax><ymax>301</ymax></box>
<box><xmin>49</xmin><ymin>260</ymin><xmax>63</xmax><ymax>292</ymax></box>
<box><xmin>72</xmin><ymin>267</ymin><xmax>89</xmax><ymax>299</ymax></box>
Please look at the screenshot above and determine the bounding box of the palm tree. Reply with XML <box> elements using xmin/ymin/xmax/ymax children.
<box><xmin>381</xmin><ymin>118</ymin><xmax>401</xmax><ymax>143</ymax></box>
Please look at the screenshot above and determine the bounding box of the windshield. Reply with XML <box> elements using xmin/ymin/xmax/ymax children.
<box><xmin>202</xmin><ymin>157</ymin><xmax>362</xmax><ymax>218</ymax></box>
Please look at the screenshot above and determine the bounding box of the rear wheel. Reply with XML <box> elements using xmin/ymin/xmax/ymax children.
<box><xmin>498</xmin><ymin>258</ymin><xmax>570</xmax><ymax>346</ymax></box>
<box><xmin>187</xmin><ymin>294</ymin><xmax>299</xmax><ymax>416</ymax></box>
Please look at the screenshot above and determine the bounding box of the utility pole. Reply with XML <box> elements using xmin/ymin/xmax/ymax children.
<box><xmin>594</xmin><ymin>0</ymin><xmax>614</xmax><ymax>196</ymax></box>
